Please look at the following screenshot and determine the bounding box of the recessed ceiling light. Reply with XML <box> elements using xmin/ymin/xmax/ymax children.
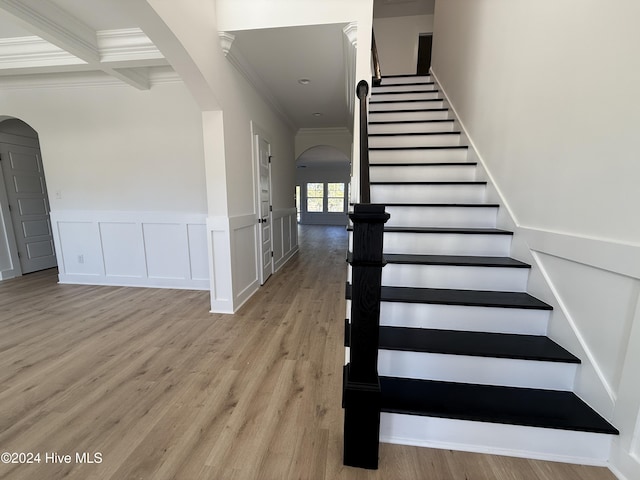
<box><xmin>312</xmin><ymin>112</ymin><xmax>323</xmax><ymax>117</ymax></box>
<box><xmin>298</xmin><ymin>78</ymin><xmax>311</xmax><ymax>85</ymax></box>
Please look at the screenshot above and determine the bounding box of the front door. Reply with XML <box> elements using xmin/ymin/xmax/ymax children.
<box><xmin>256</xmin><ymin>134</ymin><xmax>273</xmax><ymax>284</ymax></box>
<box><xmin>0</xmin><ymin>142</ymin><xmax>57</xmax><ymax>274</ymax></box>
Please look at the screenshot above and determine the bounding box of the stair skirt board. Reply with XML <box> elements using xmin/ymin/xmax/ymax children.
<box><xmin>380</xmin><ymin>263</ymin><xmax>529</xmax><ymax>291</ymax></box>
<box><xmin>370</xmin><ymin>164</ymin><xmax>477</xmax><ymax>182</ymax></box>
<box><xmin>369</xmin><ymin>120</ymin><xmax>455</xmax><ymax>134</ymax></box>
<box><xmin>383</xmin><ymin>205</ymin><xmax>497</xmax><ymax>227</ymax></box>
<box><xmin>376</xmin><ymin>350</ymin><xmax>576</xmax><ymax>390</ymax></box>
<box><xmin>370</xmin><ymin>183</ymin><xmax>485</xmax><ymax>203</ymax></box>
<box><xmin>370</xmin><ymin>100</ymin><xmax>444</xmax><ymax>111</ymax></box>
<box><xmin>369</xmin><ymin>133</ymin><xmax>461</xmax><ymax>148</ymax></box>
<box><xmin>379</xmin><ymin>414</ymin><xmax>613</xmax><ymax>466</ymax></box>
<box><xmin>369</xmin><ymin>109</ymin><xmax>450</xmax><ymax>122</ymax></box>
<box><xmin>369</xmin><ymin>147</ymin><xmax>468</xmax><ymax>163</ymax></box>
<box><xmin>371</xmin><ymin>91</ymin><xmax>441</xmax><ymax>101</ymax></box>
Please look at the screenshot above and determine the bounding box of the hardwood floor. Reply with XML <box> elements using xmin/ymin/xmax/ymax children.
<box><xmin>0</xmin><ymin>225</ymin><xmax>617</xmax><ymax>480</ymax></box>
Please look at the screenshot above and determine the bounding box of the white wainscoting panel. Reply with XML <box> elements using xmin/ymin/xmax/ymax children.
<box><xmin>273</xmin><ymin>208</ymin><xmax>299</xmax><ymax>271</ymax></box>
<box><xmin>231</xmin><ymin>214</ymin><xmax>259</xmax><ymax>310</ymax></box>
<box><xmin>52</xmin><ymin>211</ymin><xmax>209</xmax><ymax>290</ymax></box>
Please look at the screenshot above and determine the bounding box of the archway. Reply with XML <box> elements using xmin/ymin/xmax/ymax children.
<box><xmin>0</xmin><ymin>117</ymin><xmax>57</xmax><ymax>280</ymax></box>
<box><xmin>296</xmin><ymin>145</ymin><xmax>351</xmax><ymax>225</ymax></box>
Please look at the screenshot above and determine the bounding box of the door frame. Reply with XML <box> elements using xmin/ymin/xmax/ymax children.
<box><xmin>251</xmin><ymin>122</ymin><xmax>274</xmax><ymax>285</ymax></box>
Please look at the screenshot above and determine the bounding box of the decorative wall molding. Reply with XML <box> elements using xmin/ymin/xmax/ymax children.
<box><xmin>272</xmin><ymin>208</ymin><xmax>299</xmax><ymax>271</ymax></box>
<box><xmin>51</xmin><ymin>210</ymin><xmax>209</xmax><ymax>290</ymax></box>
<box><xmin>520</xmin><ymin>227</ymin><xmax>640</xmax><ymax>280</ymax></box>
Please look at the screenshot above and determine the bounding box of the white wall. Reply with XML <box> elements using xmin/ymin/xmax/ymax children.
<box><xmin>0</xmin><ymin>80</ymin><xmax>210</xmax><ymax>289</ymax></box>
<box><xmin>432</xmin><ymin>1</ymin><xmax>640</xmax><ymax>477</ymax></box>
<box><xmin>373</xmin><ymin>14</ymin><xmax>434</xmax><ymax>75</ymax></box>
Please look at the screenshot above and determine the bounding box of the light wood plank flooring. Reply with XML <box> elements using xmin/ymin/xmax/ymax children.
<box><xmin>0</xmin><ymin>225</ymin><xmax>617</xmax><ymax>479</ymax></box>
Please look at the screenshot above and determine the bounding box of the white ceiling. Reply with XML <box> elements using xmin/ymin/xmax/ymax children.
<box><xmin>229</xmin><ymin>23</ymin><xmax>350</xmax><ymax>129</ymax></box>
<box><xmin>0</xmin><ymin>0</ymin><xmax>431</xmax><ymax>130</ymax></box>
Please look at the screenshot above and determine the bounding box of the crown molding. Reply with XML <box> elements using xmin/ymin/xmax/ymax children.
<box><xmin>0</xmin><ymin>66</ymin><xmax>180</xmax><ymax>90</ymax></box>
<box><xmin>0</xmin><ymin>35</ymin><xmax>83</xmax><ymax>69</ymax></box>
<box><xmin>97</xmin><ymin>28</ymin><xmax>165</xmax><ymax>64</ymax></box>
<box><xmin>296</xmin><ymin>127</ymin><xmax>353</xmax><ymax>137</ymax></box>
<box><xmin>218</xmin><ymin>31</ymin><xmax>296</xmax><ymax>132</ymax></box>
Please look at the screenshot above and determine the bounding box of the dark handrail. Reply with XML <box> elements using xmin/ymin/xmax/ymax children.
<box><xmin>372</xmin><ymin>30</ymin><xmax>382</xmax><ymax>86</ymax></box>
<box><xmin>357</xmin><ymin>80</ymin><xmax>370</xmax><ymax>204</ymax></box>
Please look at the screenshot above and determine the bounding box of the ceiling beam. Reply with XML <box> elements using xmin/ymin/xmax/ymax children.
<box><xmin>0</xmin><ymin>0</ymin><xmax>98</xmax><ymax>62</ymax></box>
<box><xmin>0</xmin><ymin>0</ymin><xmax>151</xmax><ymax>89</ymax></box>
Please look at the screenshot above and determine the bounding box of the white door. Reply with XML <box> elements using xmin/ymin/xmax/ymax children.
<box><xmin>256</xmin><ymin>134</ymin><xmax>273</xmax><ymax>284</ymax></box>
<box><xmin>0</xmin><ymin>143</ymin><xmax>57</xmax><ymax>274</ymax></box>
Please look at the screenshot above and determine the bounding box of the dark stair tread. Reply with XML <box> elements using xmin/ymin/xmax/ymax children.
<box><xmin>372</xmin><ymin>89</ymin><xmax>439</xmax><ymax>95</ymax></box>
<box><xmin>378</xmin><ymin>326</ymin><xmax>579</xmax><ymax>363</ymax></box>
<box><xmin>370</xmin><ymin>162</ymin><xmax>476</xmax><ymax>167</ymax></box>
<box><xmin>370</xmin><ymin>145</ymin><xmax>468</xmax><ymax>150</ymax></box>
<box><xmin>383</xmin><ymin>253</ymin><xmax>529</xmax><ymax>268</ymax></box>
<box><xmin>379</xmin><ymin>377</ymin><xmax>619</xmax><ymax>435</ymax></box>
<box><xmin>370</xmin><ymin>99</ymin><xmax>443</xmax><ymax>104</ymax></box>
<box><xmin>380</xmin><ymin>202</ymin><xmax>498</xmax><ymax>208</ymax></box>
<box><xmin>371</xmin><ymin>181</ymin><xmax>485</xmax><ymax>185</ymax></box>
<box><xmin>369</xmin><ymin>119</ymin><xmax>454</xmax><ymax>125</ymax></box>
<box><xmin>370</xmin><ymin>108</ymin><xmax>449</xmax><ymax>114</ymax></box>
<box><xmin>346</xmin><ymin>283</ymin><xmax>551</xmax><ymax>310</ymax></box>
<box><xmin>369</xmin><ymin>131</ymin><xmax>461</xmax><ymax>137</ymax></box>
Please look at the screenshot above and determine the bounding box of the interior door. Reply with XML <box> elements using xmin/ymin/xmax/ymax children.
<box><xmin>256</xmin><ymin>134</ymin><xmax>273</xmax><ymax>284</ymax></box>
<box><xmin>0</xmin><ymin>143</ymin><xmax>57</xmax><ymax>274</ymax></box>
<box><xmin>417</xmin><ymin>34</ymin><xmax>433</xmax><ymax>75</ymax></box>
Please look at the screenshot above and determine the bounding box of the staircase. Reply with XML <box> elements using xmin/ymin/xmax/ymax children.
<box><xmin>345</xmin><ymin>74</ymin><xmax>618</xmax><ymax>465</ymax></box>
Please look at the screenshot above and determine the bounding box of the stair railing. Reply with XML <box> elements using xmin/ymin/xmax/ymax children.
<box><xmin>343</xmin><ymin>78</ymin><xmax>390</xmax><ymax>469</ymax></box>
<box><xmin>372</xmin><ymin>30</ymin><xmax>382</xmax><ymax>86</ymax></box>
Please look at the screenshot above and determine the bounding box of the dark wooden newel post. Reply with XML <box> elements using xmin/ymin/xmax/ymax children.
<box><xmin>344</xmin><ymin>203</ymin><xmax>389</xmax><ymax>469</ymax></box>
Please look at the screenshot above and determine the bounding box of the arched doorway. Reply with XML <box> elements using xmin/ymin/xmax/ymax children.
<box><xmin>0</xmin><ymin>117</ymin><xmax>57</xmax><ymax>280</ymax></box>
<box><xmin>296</xmin><ymin>145</ymin><xmax>351</xmax><ymax>225</ymax></box>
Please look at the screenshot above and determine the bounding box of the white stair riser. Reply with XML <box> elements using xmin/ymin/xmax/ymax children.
<box><xmin>369</xmin><ymin>121</ymin><xmax>455</xmax><ymax>134</ymax></box>
<box><xmin>370</xmin><ymin>100</ymin><xmax>444</xmax><ymax>111</ymax></box>
<box><xmin>370</xmin><ymin>110</ymin><xmax>449</xmax><ymax>122</ymax></box>
<box><xmin>378</xmin><ymin>350</ymin><xmax>576</xmax><ymax>390</ymax></box>
<box><xmin>374</xmin><ymin>84</ymin><xmax>436</xmax><ymax>93</ymax></box>
<box><xmin>371</xmin><ymin>184</ymin><xmax>486</xmax><ymax>204</ymax></box>
<box><xmin>384</xmin><ymin>206</ymin><xmax>497</xmax><ymax>228</ymax></box>
<box><xmin>381</xmin><ymin>264</ymin><xmax>529</xmax><ymax>292</ymax></box>
<box><xmin>370</xmin><ymin>148</ymin><xmax>467</xmax><ymax>163</ymax></box>
<box><xmin>380</xmin><ymin>415</ymin><xmax>613</xmax><ymax>466</ymax></box>
<box><xmin>371</xmin><ymin>164</ymin><xmax>476</xmax><ymax>182</ymax></box>
<box><xmin>382</xmin><ymin>232</ymin><xmax>512</xmax><ymax>256</ymax></box>
<box><xmin>369</xmin><ymin>134</ymin><xmax>460</xmax><ymax>148</ymax></box>
<box><xmin>372</xmin><ymin>91</ymin><xmax>440</xmax><ymax>102</ymax></box>
<box><xmin>380</xmin><ymin>76</ymin><xmax>431</xmax><ymax>85</ymax></box>
<box><xmin>373</xmin><ymin>301</ymin><xmax>550</xmax><ymax>335</ymax></box>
